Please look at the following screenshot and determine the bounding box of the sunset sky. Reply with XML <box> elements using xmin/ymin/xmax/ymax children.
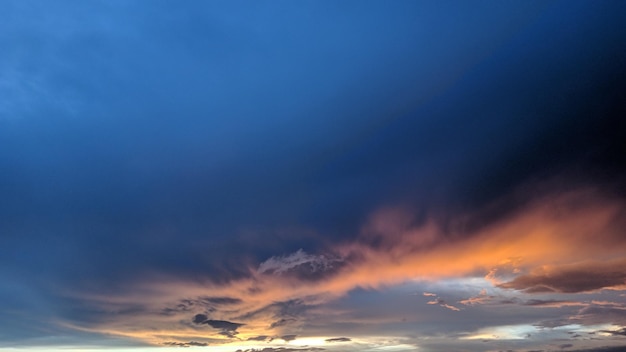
<box><xmin>1</xmin><ymin>1</ymin><xmax>626</xmax><ymax>352</ymax></box>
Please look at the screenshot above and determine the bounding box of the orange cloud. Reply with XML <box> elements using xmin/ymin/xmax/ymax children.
<box><xmin>63</xmin><ymin>188</ymin><xmax>626</xmax><ymax>346</ymax></box>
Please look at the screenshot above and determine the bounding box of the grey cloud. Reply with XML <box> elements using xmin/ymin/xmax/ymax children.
<box><xmin>269</xmin><ymin>318</ymin><xmax>296</xmax><ymax>329</ymax></box>
<box><xmin>219</xmin><ymin>330</ymin><xmax>239</xmax><ymax>339</ymax></box>
<box><xmin>523</xmin><ymin>299</ymin><xmax>583</xmax><ymax>307</ymax></box>
<box><xmin>258</xmin><ymin>249</ymin><xmax>344</xmax><ymax>282</ymax></box>
<box><xmin>163</xmin><ymin>341</ymin><xmax>209</xmax><ymax>347</ymax></box>
<box><xmin>574</xmin><ymin>306</ymin><xmax>626</xmax><ymax>326</ymax></box>
<box><xmin>238</xmin><ymin>299</ymin><xmax>311</xmax><ymax>322</ymax></box>
<box><xmin>325</xmin><ymin>337</ymin><xmax>351</xmax><ymax>342</ymax></box>
<box><xmin>281</xmin><ymin>335</ymin><xmax>297</xmax><ymax>342</ymax></box>
<box><xmin>193</xmin><ymin>314</ymin><xmax>209</xmax><ymax>324</ymax></box>
<box><xmin>192</xmin><ymin>314</ymin><xmax>244</xmax><ymax>337</ymax></box>
<box><xmin>235</xmin><ymin>348</ymin><xmax>324</xmax><ymax>352</ymax></box>
<box><xmin>202</xmin><ymin>297</ymin><xmax>242</xmax><ymax>305</ymax></box>
<box><xmin>204</xmin><ymin>320</ymin><xmax>244</xmax><ymax>331</ymax></box>
<box><xmin>162</xmin><ymin>296</ymin><xmax>242</xmax><ymax>316</ymax></box>
<box><xmin>499</xmin><ymin>260</ymin><xmax>626</xmax><ymax>293</ymax></box>
<box><xmin>247</xmin><ymin>335</ymin><xmax>271</xmax><ymax>342</ymax></box>
<box><xmin>163</xmin><ymin>299</ymin><xmax>217</xmax><ymax>316</ymax></box>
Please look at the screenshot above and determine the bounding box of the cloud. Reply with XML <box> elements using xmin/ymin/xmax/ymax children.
<box><xmin>522</xmin><ymin>299</ymin><xmax>587</xmax><ymax>308</ymax></box>
<box><xmin>258</xmin><ymin>249</ymin><xmax>343</xmax><ymax>281</ymax></box>
<box><xmin>193</xmin><ymin>314</ymin><xmax>209</xmax><ymax>324</ymax></box>
<box><xmin>598</xmin><ymin>328</ymin><xmax>626</xmax><ymax>336</ymax></box>
<box><xmin>426</xmin><ymin>296</ymin><xmax>460</xmax><ymax>312</ymax></box>
<box><xmin>281</xmin><ymin>335</ymin><xmax>297</xmax><ymax>342</ymax></box>
<box><xmin>325</xmin><ymin>337</ymin><xmax>351</xmax><ymax>342</ymax></box>
<box><xmin>204</xmin><ymin>320</ymin><xmax>245</xmax><ymax>331</ymax></box>
<box><xmin>572</xmin><ymin>305</ymin><xmax>626</xmax><ymax>326</ymax></box>
<box><xmin>269</xmin><ymin>318</ymin><xmax>296</xmax><ymax>329</ymax></box>
<box><xmin>203</xmin><ymin>297</ymin><xmax>243</xmax><ymax>305</ymax></box>
<box><xmin>459</xmin><ymin>289</ymin><xmax>494</xmax><ymax>306</ymax></box>
<box><xmin>569</xmin><ymin>348</ymin><xmax>626</xmax><ymax>352</ymax></box>
<box><xmin>192</xmin><ymin>314</ymin><xmax>244</xmax><ymax>338</ymax></box>
<box><xmin>60</xmin><ymin>188</ymin><xmax>626</xmax><ymax>346</ymax></box>
<box><xmin>499</xmin><ymin>259</ymin><xmax>626</xmax><ymax>293</ymax></box>
<box><xmin>163</xmin><ymin>341</ymin><xmax>209</xmax><ymax>347</ymax></box>
<box><xmin>235</xmin><ymin>348</ymin><xmax>324</xmax><ymax>352</ymax></box>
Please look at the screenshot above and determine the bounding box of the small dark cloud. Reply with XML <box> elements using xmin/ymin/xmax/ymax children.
<box><xmin>235</xmin><ymin>348</ymin><xmax>324</xmax><ymax>352</ymax></box>
<box><xmin>247</xmin><ymin>335</ymin><xmax>271</xmax><ymax>342</ymax></box>
<box><xmin>163</xmin><ymin>341</ymin><xmax>209</xmax><ymax>347</ymax></box>
<box><xmin>560</xmin><ymin>344</ymin><xmax>574</xmax><ymax>349</ymax></box>
<box><xmin>325</xmin><ymin>337</ymin><xmax>351</xmax><ymax>343</ymax></box>
<box><xmin>219</xmin><ymin>330</ymin><xmax>239</xmax><ymax>339</ymax></box>
<box><xmin>202</xmin><ymin>297</ymin><xmax>243</xmax><ymax>305</ymax></box>
<box><xmin>281</xmin><ymin>335</ymin><xmax>297</xmax><ymax>342</ymax></box>
<box><xmin>523</xmin><ymin>299</ymin><xmax>578</xmax><ymax>307</ymax></box>
<box><xmin>163</xmin><ymin>297</ymin><xmax>241</xmax><ymax>316</ymax></box>
<box><xmin>499</xmin><ymin>260</ymin><xmax>626</xmax><ymax>293</ymax></box>
<box><xmin>193</xmin><ymin>314</ymin><xmax>209</xmax><ymax>324</ymax></box>
<box><xmin>269</xmin><ymin>318</ymin><xmax>296</xmax><ymax>329</ymax></box>
<box><xmin>187</xmin><ymin>341</ymin><xmax>209</xmax><ymax>347</ymax></box>
<box><xmin>164</xmin><ymin>342</ymin><xmax>189</xmax><ymax>348</ymax></box>
<box><xmin>192</xmin><ymin>314</ymin><xmax>244</xmax><ymax>337</ymax></box>
<box><xmin>204</xmin><ymin>320</ymin><xmax>244</xmax><ymax>331</ymax></box>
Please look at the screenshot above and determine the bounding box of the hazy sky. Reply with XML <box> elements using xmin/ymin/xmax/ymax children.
<box><xmin>1</xmin><ymin>1</ymin><xmax>626</xmax><ymax>352</ymax></box>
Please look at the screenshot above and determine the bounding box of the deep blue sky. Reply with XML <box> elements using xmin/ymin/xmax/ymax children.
<box><xmin>1</xmin><ymin>1</ymin><xmax>626</xmax><ymax>351</ymax></box>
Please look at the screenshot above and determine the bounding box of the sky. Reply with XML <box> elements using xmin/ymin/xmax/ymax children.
<box><xmin>1</xmin><ymin>1</ymin><xmax>626</xmax><ymax>351</ymax></box>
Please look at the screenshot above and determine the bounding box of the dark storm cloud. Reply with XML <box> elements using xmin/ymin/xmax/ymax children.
<box><xmin>0</xmin><ymin>0</ymin><xmax>592</xmax><ymax>292</ymax></box>
<box><xmin>499</xmin><ymin>260</ymin><xmax>626</xmax><ymax>293</ymax></box>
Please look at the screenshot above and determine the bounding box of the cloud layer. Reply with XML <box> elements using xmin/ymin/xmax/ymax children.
<box><xmin>1</xmin><ymin>1</ymin><xmax>625</xmax><ymax>351</ymax></box>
